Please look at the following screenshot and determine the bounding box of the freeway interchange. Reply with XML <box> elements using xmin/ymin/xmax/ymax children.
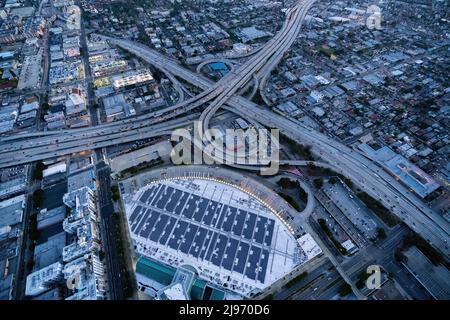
<box><xmin>1</xmin><ymin>0</ymin><xmax>449</xmax><ymax>260</ymax></box>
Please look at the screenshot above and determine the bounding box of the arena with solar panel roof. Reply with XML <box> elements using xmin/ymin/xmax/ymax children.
<box><xmin>121</xmin><ymin>166</ymin><xmax>322</xmax><ymax>299</ymax></box>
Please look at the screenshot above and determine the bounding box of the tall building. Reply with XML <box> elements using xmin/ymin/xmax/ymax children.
<box><xmin>25</xmin><ymin>186</ymin><xmax>106</xmax><ymax>300</ymax></box>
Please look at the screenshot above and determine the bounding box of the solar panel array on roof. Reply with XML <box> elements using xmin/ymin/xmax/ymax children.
<box><xmin>129</xmin><ymin>183</ymin><xmax>276</xmax><ymax>283</ymax></box>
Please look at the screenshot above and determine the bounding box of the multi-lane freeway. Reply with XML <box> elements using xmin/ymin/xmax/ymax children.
<box><xmin>1</xmin><ymin>0</ymin><xmax>449</xmax><ymax>259</ymax></box>
<box><xmin>199</xmin><ymin>0</ymin><xmax>317</xmax><ymax>133</ymax></box>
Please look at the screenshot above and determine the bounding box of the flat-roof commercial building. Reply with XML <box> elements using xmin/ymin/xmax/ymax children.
<box><xmin>37</xmin><ymin>206</ymin><xmax>66</xmax><ymax>231</ymax></box>
<box><xmin>20</xmin><ymin>100</ymin><xmax>39</xmax><ymax>113</ymax></box>
<box><xmin>43</xmin><ymin>162</ymin><xmax>67</xmax><ymax>178</ymax></box>
<box><xmin>0</xmin><ymin>165</ymin><xmax>29</xmax><ymax>200</ymax></box>
<box><xmin>61</xmin><ymin>187</ymin><xmax>106</xmax><ymax>299</ymax></box>
<box><xmin>102</xmin><ymin>93</ymin><xmax>134</xmax><ymax>122</ymax></box>
<box><xmin>112</xmin><ymin>69</ymin><xmax>154</xmax><ymax>89</ymax></box>
<box><xmin>0</xmin><ymin>104</ymin><xmax>18</xmax><ymax>135</ymax></box>
<box><xmin>109</xmin><ymin>140</ymin><xmax>172</xmax><ymax>177</ymax></box>
<box><xmin>25</xmin><ymin>262</ymin><xmax>64</xmax><ymax>297</ymax></box>
<box><xmin>0</xmin><ymin>274</ymin><xmax>14</xmax><ymax>300</ymax></box>
<box><xmin>26</xmin><ymin>186</ymin><xmax>106</xmax><ymax>300</ymax></box>
<box><xmin>91</xmin><ymin>59</ymin><xmax>128</xmax><ymax>77</ymax></box>
<box><xmin>67</xmin><ymin>169</ymin><xmax>96</xmax><ymax>193</ymax></box>
<box><xmin>33</xmin><ymin>232</ymin><xmax>66</xmax><ymax>270</ymax></box>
